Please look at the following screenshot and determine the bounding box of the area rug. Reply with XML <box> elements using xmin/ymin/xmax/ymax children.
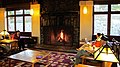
<box><xmin>39</xmin><ymin>51</ymin><xmax>76</xmax><ymax>67</ymax></box>
<box><xmin>0</xmin><ymin>50</ymin><xmax>76</xmax><ymax>67</ymax></box>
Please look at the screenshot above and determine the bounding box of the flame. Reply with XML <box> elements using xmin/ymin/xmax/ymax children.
<box><xmin>60</xmin><ymin>30</ymin><xmax>64</xmax><ymax>40</ymax></box>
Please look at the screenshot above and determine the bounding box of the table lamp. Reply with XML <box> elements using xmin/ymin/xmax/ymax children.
<box><xmin>94</xmin><ymin>42</ymin><xmax>119</xmax><ymax>62</ymax></box>
<box><xmin>0</xmin><ymin>30</ymin><xmax>9</xmax><ymax>39</ymax></box>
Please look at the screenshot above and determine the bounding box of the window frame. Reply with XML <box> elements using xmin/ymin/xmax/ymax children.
<box><xmin>6</xmin><ymin>9</ymin><xmax>31</xmax><ymax>32</ymax></box>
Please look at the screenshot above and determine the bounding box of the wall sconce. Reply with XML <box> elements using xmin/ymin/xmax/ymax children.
<box><xmin>83</xmin><ymin>6</ymin><xmax>87</xmax><ymax>14</ymax></box>
<box><xmin>80</xmin><ymin>1</ymin><xmax>93</xmax><ymax>15</ymax></box>
<box><xmin>30</xmin><ymin>9</ymin><xmax>34</xmax><ymax>15</ymax></box>
<box><xmin>94</xmin><ymin>43</ymin><xmax>119</xmax><ymax>63</ymax></box>
<box><xmin>30</xmin><ymin>0</ymin><xmax>39</xmax><ymax>16</ymax></box>
<box><xmin>30</xmin><ymin>0</ymin><xmax>40</xmax><ymax>16</ymax></box>
<box><xmin>83</xmin><ymin>1</ymin><xmax>88</xmax><ymax>14</ymax></box>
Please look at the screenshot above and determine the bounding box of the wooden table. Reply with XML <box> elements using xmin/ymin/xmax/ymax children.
<box><xmin>8</xmin><ymin>49</ymin><xmax>49</xmax><ymax>67</ymax></box>
<box><xmin>0</xmin><ymin>39</ymin><xmax>18</xmax><ymax>49</ymax></box>
<box><xmin>0</xmin><ymin>39</ymin><xmax>17</xmax><ymax>44</ymax></box>
<box><xmin>0</xmin><ymin>39</ymin><xmax>18</xmax><ymax>50</ymax></box>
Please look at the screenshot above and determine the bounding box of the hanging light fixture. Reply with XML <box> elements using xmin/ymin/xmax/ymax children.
<box><xmin>94</xmin><ymin>42</ymin><xmax>119</xmax><ymax>63</ymax></box>
<box><xmin>83</xmin><ymin>1</ymin><xmax>88</xmax><ymax>14</ymax></box>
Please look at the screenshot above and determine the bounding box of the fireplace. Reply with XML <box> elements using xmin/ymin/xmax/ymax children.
<box><xmin>40</xmin><ymin>12</ymin><xmax>80</xmax><ymax>47</ymax></box>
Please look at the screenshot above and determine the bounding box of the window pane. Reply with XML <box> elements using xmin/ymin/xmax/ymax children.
<box><xmin>8</xmin><ymin>11</ymin><xmax>14</xmax><ymax>15</ymax></box>
<box><xmin>111</xmin><ymin>4</ymin><xmax>120</xmax><ymax>11</ymax></box>
<box><xmin>94</xmin><ymin>5</ymin><xmax>108</xmax><ymax>12</ymax></box>
<box><xmin>25</xmin><ymin>16</ymin><xmax>32</xmax><ymax>32</ymax></box>
<box><xmin>94</xmin><ymin>14</ymin><xmax>108</xmax><ymax>35</ymax></box>
<box><xmin>16</xmin><ymin>10</ymin><xmax>23</xmax><ymax>15</ymax></box>
<box><xmin>24</xmin><ymin>10</ymin><xmax>30</xmax><ymax>14</ymax></box>
<box><xmin>110</xmin><ymin>14</ymin><xmax>120</xmax><ymax>36</ymax></box>
<box><xmin>16</xmin><ymin>17</ymin><xmax>23</xmax><ymax>32</ymax></box>
<box><xmin>8</xmin><ymin>17</ymin><xmax>15</xmax><ymax>31</ymax></box>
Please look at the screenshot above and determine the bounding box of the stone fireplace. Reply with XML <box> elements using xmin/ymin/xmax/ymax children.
<box><xmin>38</xmin><ymin>0</ymin><xmax>80</xmax><ymax>48</ymax></box>
<box><xmin>40</xmin><ymin>12</ymin><xmax>80</xmax><ymax>47</ymax></box>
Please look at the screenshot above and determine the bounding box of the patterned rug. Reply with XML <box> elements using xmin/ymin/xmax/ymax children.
<box><xmin>0</xmin><ymin>50</ymin><xmax>76</xmax><ymax>67</ymax></box>
<box><xmin>39</xmin><ymin>51</ymin><xmax>76</xmax><ymax>67</ymax></box>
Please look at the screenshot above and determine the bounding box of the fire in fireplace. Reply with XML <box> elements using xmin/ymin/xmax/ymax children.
<box><xmin>57</xmin><ymin>30</ymin><xmax>64</xmax><ymax>42</ymax></box>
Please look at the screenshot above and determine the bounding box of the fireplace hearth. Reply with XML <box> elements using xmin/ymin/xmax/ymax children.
<box><xmin>40</xmin><ymin>12</ymin><xmax>80</xmax><ymax>47</ymax></box>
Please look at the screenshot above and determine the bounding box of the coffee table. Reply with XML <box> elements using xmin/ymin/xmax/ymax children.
<box><xmin>8</xmin><ymin>49</ymin><xmax>50</xmax><ymax>67</ymax></box>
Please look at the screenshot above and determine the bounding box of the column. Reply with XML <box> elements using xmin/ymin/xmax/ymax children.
<box><xmin>31</xmin><ymin>3</ymin><xmax>40</xmax><ymax>44</ymax></box>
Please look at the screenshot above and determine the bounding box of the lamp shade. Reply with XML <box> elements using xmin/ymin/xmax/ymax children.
<box><xmin>0</xmin><ymin>30</ymin><xmax>9</xmax><ymax>35</ymax></box>
<box><xmin>94</xmin><ymin>43</ymin><xmax>119</xmax><ymax>63</ymax></box>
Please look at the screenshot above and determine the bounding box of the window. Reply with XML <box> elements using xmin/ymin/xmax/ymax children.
<box><xmin>16</xmin><ymin>10</ymin><xmax>23</xmax><ymax>15</ymax></box>
<box><xmin>8</xmin><ymin>17</ymin><xmax>15</xmax><ymax>31</ymax></box>
<box><xmin>110</xmin><ymin>4</ymin><xmax>120</xmax><ymax>36</ymax></box>
<box><xmin>8</xmin><ymin>11</ymin><xmax>14</xmax><ymax>15</ymax></box>
<box><xmin>6</xmin><ymin>9</ymin><xmax>31</xmax><ymax>32</ymax></box>
<box><xmin>24</xmin><ymin>10</ymin><xmax>31</xmax><ymax>14</ymax></box>
<box><xmin>94</xmin><ymin>14</ymin><xmax>108</xmax><ymax>35</ymax></box>
<box><xmin>94</xmin><ymin>3</ymin><xmax>120</xmax><ymax>36</ymax></box>
<box><xmin>111</xmin><ymin>4</ymin><xmax>120</xmax><ymax>11</ymax></box>
<box><xmin>94</xmin><ymin>4</ymin><xmax>108</xmax><ymax>35</ymax></box>
<box><xmin>110</xmin><ymin>14</ymin><xmax>120</xmax><ymax>36</ymax></box>
<box><xmin>16</xmin><ymin>16</ymin><xmax>23</xmax><ymax>32</ymax></box>
<box><xmin>25</xmin><ymin>16</ymin><xmax>32</xmax><ymax>32</ymax></box>
<box><xmin>94</xmin><ymin>5</ymin><xmax>108</xmax><ymax>12</ymax></box>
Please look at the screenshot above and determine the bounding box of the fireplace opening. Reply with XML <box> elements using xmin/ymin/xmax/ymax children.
<box><xmin>43</xmin><ymin>26</ymin><xmax>73</xmax><ymax>46</ymax></box>
<box><xmin>52</xmin><ymin>26</ymin><xmax>73</xmax><ymax>46</ymax></box>
<box><xmin>56</xmin><ymin>29</ymin><xmax>72</xmax><ymax>45</ymax></box>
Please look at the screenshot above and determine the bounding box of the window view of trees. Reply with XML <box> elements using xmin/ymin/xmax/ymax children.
<box><xmin>111</xmin><ymin>14</ymin><xmax>120</xmax><ymax>36</ymax></box>
<box><xmin>94</xmin><ymin>5</ymin><xmax>108</xmax><ymax>35</ymax></box>
<box><xmin>94</xmin><ymin>4</ymin><xmax>120</xmax><ymax>36</ymax></box>
<box><xmin>94</xmin><ymin>5</ymin><xmax>108</xmax><ymax>12</ymax></box>
<box><xmin>24</xmin><ymin>10</ymin><xmax>30</xmax><ymax>14</ymax></box>
<box><xmin>111</xmin><ymin>4</ymin><xmax>120</xmax><ymax>11</ymax></box>
<box><xmin>25</xmin><ymin>16</ymin><xmax>32</xmax><ymax>32</ymax></box>
<box><xmin>16</xmin><ymin>17</ymin><xmax>23</xmax><ymax>32</ymax></box>
<box><xmin>16</xmin><ymin>10</ymin><xmax>23</xmax><ymax>15</ymax></box>
<box><xmin>8</xmin><ymin>17</ymin><xmax>15</xmax><ymax>31</ymax></box>
<box><xmin>8</xmin><ymin>11</ymin><xmax>14</xmax><ymax>15</ymax></box>
<box><xmin>94</xmin><ymin>14</ymin><xmax>107</xmax><ymax>35</ymax></box>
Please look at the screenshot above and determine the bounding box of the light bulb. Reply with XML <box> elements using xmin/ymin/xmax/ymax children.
<box><xmin>83</xmin><ymin>6</ymin><xmax>87</xmax><ymax>14</ymax></box>
<box><xmin>30</xmin><ymin>9</ymin><xmax>34</xmax><ymax>15</ymax></box>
